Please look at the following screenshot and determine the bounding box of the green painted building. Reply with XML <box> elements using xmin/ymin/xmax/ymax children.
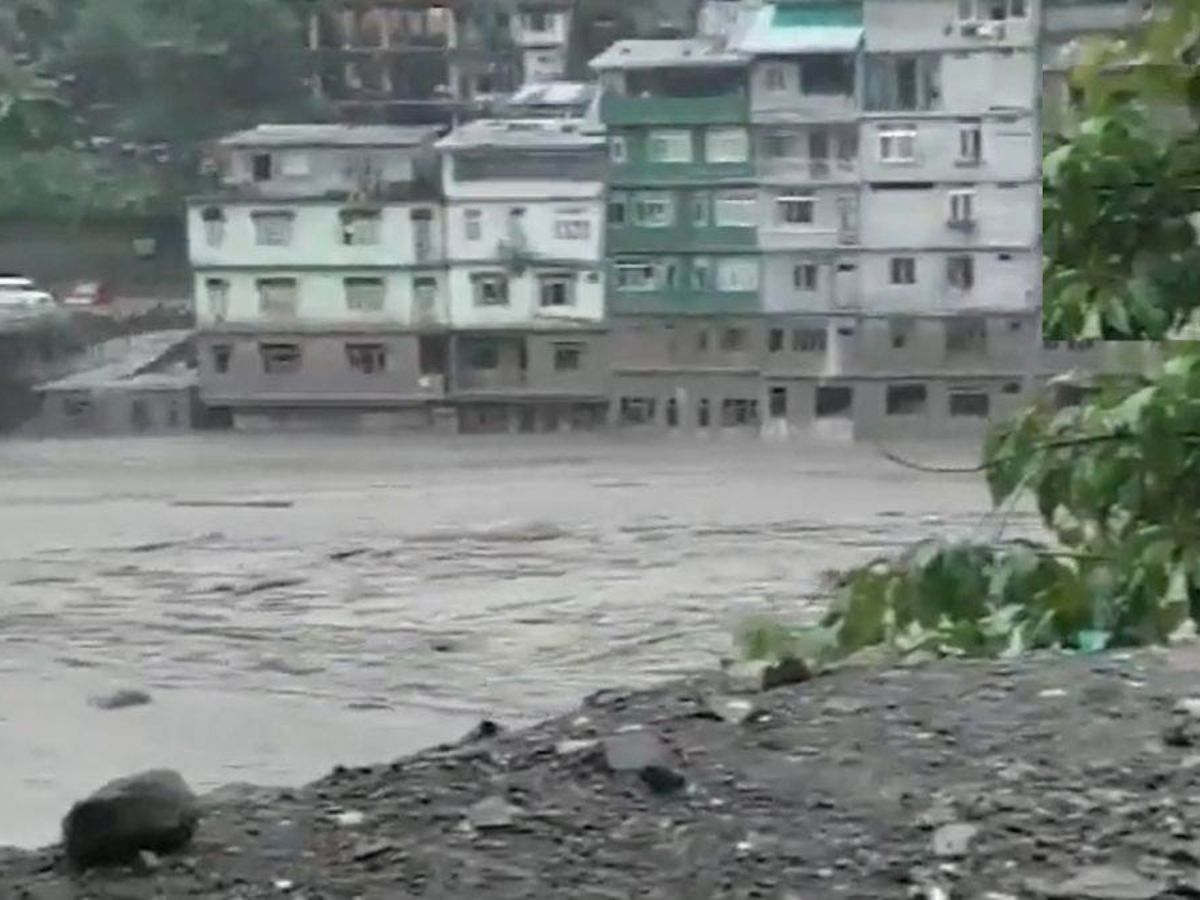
<box><xmin>590</xmin><ymin>36</ymin><xmax>761</xmax><ymax>316</ymax></box>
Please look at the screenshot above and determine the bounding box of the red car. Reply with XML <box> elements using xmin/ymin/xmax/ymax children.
<box><xmin>61</xmin><ymin>281</ymin><xmax>113</xmax><ymax>309</ymax></box>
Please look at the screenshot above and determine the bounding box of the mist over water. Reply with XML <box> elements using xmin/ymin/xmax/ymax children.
<box><xmin>0</xmin><ymin>433</ymin><xmax>1037</xmax><ymax>848</ymax></box>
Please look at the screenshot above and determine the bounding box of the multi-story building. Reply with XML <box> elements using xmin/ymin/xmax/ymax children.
<box><xmin>188</xmin><ymin>124</ymin><xmax>454</xmax><ymax>432</ymax></box>
<box><xmin>436</xmin><ymin>116</ymin><xmax>610</xmax><ymax>431</ymax></box>
<box><xmin>511</xmin><ymin>1</ymin><xmax>574</xmax><ymax>85</ymax></box>
<box><xmin>304</xmin><ymin>1</ymin><xmax>520</xmax><ymax>125</ymax></box>
<box><xmin>589</xmin><ymin>0</ymin><xmax>1059</xmax><ymax>439</ymax></box>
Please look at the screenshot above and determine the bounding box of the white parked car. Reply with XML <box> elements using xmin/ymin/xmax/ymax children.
<box><xmin>0</xmin><ymin>274</ymin><xmax>56</xmax><ymax>312</ymax></box>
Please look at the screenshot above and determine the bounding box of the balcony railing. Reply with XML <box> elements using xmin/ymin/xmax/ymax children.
<box><xmin>600</xmin><ymin>90</ymin><xmax>748</xmax><ymax>126</ymax></box>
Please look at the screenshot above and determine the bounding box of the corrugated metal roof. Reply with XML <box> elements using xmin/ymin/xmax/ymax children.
<box><xmin>507</xmin><ymin>81</ymin><xmax>597</xmax><ymax>108</ymax></box>
<box><xmin>220</xmin><ymin>124</ymin><xmax>442</xmax><ymax>149</ymax></box>
<box><xmin>733</xmin><ymin>3</ymin><xmax>863</xmax><ymax>54</ymax></box>
<box><xmin>37</xmin><ymin>330</ymin><xmax>193</xmax><ymax>393</ymax></box>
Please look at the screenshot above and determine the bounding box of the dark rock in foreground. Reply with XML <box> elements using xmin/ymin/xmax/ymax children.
<box><xmin>9</xmin><ymin>649</ymin><xmax>1200</xmax><ymax>897</ymax></box>
<box><xmin>89</xmin><ymin>688</ymin><xmax>152</xmax><ymax>711</ymax></box>
<box><xmin>61</xmin><ymin>769</ymin><xmax>199</xmax><ymax>869</ymax></box>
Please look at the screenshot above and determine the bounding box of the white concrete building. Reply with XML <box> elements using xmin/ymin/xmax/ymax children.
<box><xmin>436</xmin><ymin>118</ymin><xmax>608</xmax><ymax>330</ymax></box>
<box><xmin>511</xmin><ymin>2</ymin><xmax>573</xmax><ymax>85</ymax></box>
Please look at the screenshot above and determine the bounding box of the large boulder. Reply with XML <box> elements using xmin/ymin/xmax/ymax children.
<box><xmin>62</xmin><ymin>769</ymin><xmax>200</xmax><ymax>868</ymax></box>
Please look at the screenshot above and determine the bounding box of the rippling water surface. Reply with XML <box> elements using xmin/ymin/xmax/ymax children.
<box><xmin>0</xmin><ymin>433</ymin><xmax>1038</xmax><ymax>848</ymax></box>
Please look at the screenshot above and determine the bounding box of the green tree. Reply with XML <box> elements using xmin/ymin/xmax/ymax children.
<box><xmin>1042</xmin><ymin>0</ymin><xmax>1200</xmax><ymax>339</ymax></box>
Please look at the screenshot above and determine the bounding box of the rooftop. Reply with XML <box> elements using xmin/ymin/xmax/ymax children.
<box><xmin>731</xmin><ymin>2</ymin><xmax>864</xmax><ymax>54</ymax></box>
<box><xmin>37</xmin><ymin>330</ymin><xmax>194</xmax><ymax>393</ymax></box>
<box><xmin>505</xmin><ymin>81</ymin><xmax>598</xmax><ymax>109</ymax></box>
<box><xmin>436</xmin><ymin>118</ymin><xmax>606</xmax><ymax>151</ymax></box>
<box><xmin>219</xmin><ymin>124</ymin><xmax>443</xmax><ymax>150</ymax></box>
<box><xmin>589</xmin><ymin>38</ymin><xmax>747</xmax><ymax>71</ymax></box>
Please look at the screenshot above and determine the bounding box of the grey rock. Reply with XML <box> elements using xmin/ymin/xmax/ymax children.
<box><xmin>602</xmin><ymin>728</ymin><xmax>673</xmax><ymax>773</ymax></box>
<box><xmin>639</xmin><ymin>764</ymin><xmax>687</xmax><ymax>795</ymax></box>
<box><xmin>89</xmin><ymin>689</ymin><xmax>152</xmax><ymax>711</ymax></box>
<box><xmin>1043</xmin><ymin>865</ymin><xmax>1165</xmax><ymax>899</ymax></box>
<box><xmin>467</xmin><ymin>796</ymin><xmax>522</xmax><ymax>830</ymax></box>
<box><xmin>931</xmin><ymin>823</ymin><xmax>978</xmax><ymax>858</ymax></box>
<box><xmin>555</xmin><ymin>738</ymin><xmax>601</xmax><ymax>756</ymax></box>
<box><xmin>722</xmin><ymin>657</ymin><xmax>811</xmax><ymax>694</ymax></box>
<box><xmin>704</xmin><ymin>695</ymin><xmax>760</xmax><ymax>724</ymax></box>
<box><xmin>62</xmin><ymin>769</ymin><xmax>199</xmax><ymax>868</ymax></box>
<box><xmin>917</xmin><ymin>803</ymin><xmax>959</xmax><ymax>829</ymax></box>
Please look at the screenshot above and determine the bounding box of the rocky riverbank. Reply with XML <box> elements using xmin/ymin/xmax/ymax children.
<box><xmin>7</xmin><ymin>648</ymin><xmax>1200</xmax><ymax>899</ymax></box>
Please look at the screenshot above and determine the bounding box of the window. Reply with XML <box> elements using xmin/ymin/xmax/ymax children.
<box><xmin>279</xmin><ymin>152</ymin><xmax>310</xmax><ymax>177</ymax></box>
<box><xmin>413</xmin><ymin>276</ymin><xmax>438</xmax><ymax>315</ymax></box>
<box><xmin>647</xmin><ymin>130</ymin><xmax>693</xmax><ymax>163</ymax></box>
<box><xmin>957</xmin><ymin>123</ymin><xmax>982</xmax><ymax>164</ymax></box>
<box><xmin>538</xmin><ymin>273</ymin><xmax>574</xmax><ymax>307</ymax></box>
<box><xmin>666</xmin><ymin>397</ymin><xmax>679</xmax><ymax>427</ymax></box>
<box><xmin>713</xmin><ymin>191</ymin><xmax>757</xmax><ymax>227</ymax></box>
<box><xmin>619</xmin><ymin>397</ymin><xmax>657</xmax><ymax>425</ymax></box>
<box><xmin>256</xmin><ymin>278</ymin><xmax>298</xmax><ymax>317</ymax></box>
<box><xmin>715</xmin><ymin>257</ymin><xmax>759</xmax><ymax>292</ymax></box>
<box><xmin>864</xmin><ymin>54</ymin><xmax>941</xmax><ymax>111</ymax></box>
<box><xmin>696</xmin><ymin>397</ymin><xmax>711</xmax><ymax>427</ymax></box>
<box><xmin>886</xmin><ymin>383</ymin><xmax>928</xmax><ymax>416</ymax></box>
<box><xmin>691</xmin><ymin>256</ymin><xmax>713</xmax><ymax>289</ymax></box>
<box><xmin>763</xmin><ymin>132</ymin><xmax>800</xmax><ymax>159</ymax></box>
<box><xmin>697</xmin><ymin>328</ymin><xmax>710</xmax><ymax>352</ymax></box>
<box><xmin>947</xmin><ymin>255</ymin><xmax>975</xmax><ymax>290</ymax></box>
<box><xmin>607</xmin><ymin>198</ymin><xmax>626</xmax><ymax>225</ymax></box>
<box><xmin>346</xmin><ymin>343</ymin><xmax>387</xmax><ymax>374</ymax></box>
<box><xmin>768</xmin><ymin>328</ymin><xmax>784</xmax><ymax>352</ymax></box>
<box><xmin>777</xmin><ymin>195</ymin><xmax>814</xmax><ymax>225</ymax></box>
<box><xmin>690</xmin><ymin>192</ymin><xmax>710</xmax><ymax>226</ymax></box>
<box><xmin>464</xmin><ymin>208</ymin><xmax>482</xmax><ymax>241</ymax></box>
<box><xmin>554</xmin><ymin>219</ymin><xmax>591</xmax><ymax>240</ymax></box>
<box><xmin>345</xmin><ymin>277</ymin><xmax>385</xmax><ymax>312</ymax></box>
<box><xmin>946</xmin><ymin>317</ymin><xmax>988</xmax><ymax>354</ymax></box>
<box><xmin>891</xmin><ymin>318</ymin><xmax>912</xmax><ymax>349</ymax></box>
<box><xmin>793</xmin><ymin>328</ymin><xmax>827</xmax><ymax>352</ymax></box>
<box><xmin>801</xmin><ymin>55</ymin><xmax>855</xmax><ymax>95</ymax></box>
<box><xmin>721</xmin><ymin>398</ymin><xmax>759</xmax><ymax>427</ymax></box>
<box><xmin>466</xmin><ymin>341</ymin><xmax>499</xmax><ymax>370</ymax></box>
<box><xmin>764</xmin><ymin>64</ymin><xmax>788</xmax><ymax>92</ymax></box>
<box><xmin>411</xmin><ymin>208</ymin><xmax>434</xmax><ymax>260</ymax></box>
<box><xmin>949</xmin><ymin>389</ymin><xmax>990</xmax><ymax>418</ymax></box>
<box><xmin>879</xmin><ymin>127</ymin><xmax>917</xmax><ymax>163</ymax></box>
<box><xmin>705</xmin><ymin>127</ymin><xmax>749</xmax><ymax>163</ymax></box>
<box><xmin>816</xmin><ymin>386</ymin><xmax>853</xmax><ymax>418</ymax></box>
<box><xmin>793</xmin><ymin>264</ymin><xmax>818</xmax><ymax>291</ymax></box>
<box><xmin>211</xmin><ymin>344</ymin><xmax>231</xmax><ymax>374</ymax></box>
<box><xmin>958</xmin><ymin>0</ymin><xmax>1026</xmax><ymax>19</ymax></box>
<box><xmin>340</xmin><ymin>209</ymin><xmax>381</xmax><ymax>246</ymax></box>
<box><xmin>471</xmin><ymin>273</ymin><xmax>509</xmax><ymax>306</ymax></box>
<box><xmin>554</xmin><ymin>342</ymin><xmax>583</xmax><ymax>371</ymax></box>
<box><xmin>720</xmin><ymin>327</ymin><xmax>747</xmax><ymax>352</ymax></box>
<box><xmin>889</xmin><ymin>257</ymin><xmax>916</xmax><ymax>285</ymax></box>
<box><xmin>609</xmin><ymin>136</ymin><xmax>627</xmax><ymax>163</ymax></box>
<box><xmin>251</xmin><ymin>153</ymin><xmax>272</xmax><ymax>181</ymax></box>
<box><xmin>949</xmin><ymin>190</ymin><xmax>976</xmax><ymax>225</ymax></box>
<box><xmin>614</xmin><ymin>261</ymin><xmax>656</xmax><ymax>291</ymax></box>
<box><xmin>634</xmin><ymin>193</ymin><xmax>673</xmax><ymax>227</ymax></box>
<box><xmin>769</xmin><ymin>387</ymin><xmax>788</xmax><ymax>418</ymax></box>
<box><xmin>259</xmin><ymin>342</ymin><xmax>301</xmax><ymax>374</ymax></box>
<box><xmin>251</xmin><ymin>211</ymin><xmax>294</xmax><ymax>246</ymax></box>
<box><xmin>201</xmin><ymin>207</ymin><xmax>225</xmax><ymax>246</ymax></box>
<box><xmin>523</xmin><ymin>10</ymin><xmax>549</xmax><ymax>31</ymax></box>
<box><xmin>205</xmin><ymin>278</ymin><xmax>229</xmax><ymax>320</ymax></box>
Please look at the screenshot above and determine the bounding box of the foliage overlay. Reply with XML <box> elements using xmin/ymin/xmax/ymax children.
<box><xmin>743</xmin><ymin>3</ymin><xmax>1200</xmax><ymax>668</ymax></box>
<box><xmin>1042</xmin><ymin>0</ymin><xmax>1200</xmax><ymax>339</ymax></box>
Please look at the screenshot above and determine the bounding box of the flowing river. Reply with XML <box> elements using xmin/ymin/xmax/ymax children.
<box><xmin>0</xmin><ymin>432</ymin><xmax>1037</xmax><ymax>848</ymax></box>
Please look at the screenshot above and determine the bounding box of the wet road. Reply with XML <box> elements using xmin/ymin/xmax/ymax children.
<box><xmin>0</xmin><ymin>433</ymin><xmax>1037</xmax><ymax>848</ymax></box>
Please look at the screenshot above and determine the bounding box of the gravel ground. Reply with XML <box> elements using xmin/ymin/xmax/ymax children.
<box><xmin>8</xmin><ymin>646</ymin><xmax>1200</xmax><ymax>899</ymax></box>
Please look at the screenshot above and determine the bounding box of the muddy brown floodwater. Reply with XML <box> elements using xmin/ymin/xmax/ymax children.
<box><xmin>0</xmin><ymin>432</ymin><xmax>1039</xmax><ymax>850</ymax></box>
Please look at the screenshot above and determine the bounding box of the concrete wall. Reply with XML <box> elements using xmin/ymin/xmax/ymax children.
<box><xmin>191</xmin><ymin>269</ymin><xmax>449</xmax><ymax>328</ymax></box>
<box><xmin>863</xmin><ymin>0</ymin><xmax>1040</xmax><ymax>52</ymax></box>
<box><xmin>222</xmin><ymin>145</ymin><xmax>423</xmax><ymax>198</ymax></box>
<box><xmin>856</xmin><ymin>249</ymin><xmax>1037</xmax><ymax>312</ymax></box>
<box><xmin>451</xmin><ymin>330</ymin><xmax>609</xmax><ymax>396</ymax></box>
<box><xmin>442</xmin><ymin>197</ymin><xmax>605</xmax><ymax>265</ymax></box>
<box><xmin>37</xmin><ymin>387</ymin><xmax>196</xmax><ymax>437</ymax></box>
<box><xmin>445</xmin><ymin>265</ymin><xmax>605</xmax><ymax>328</ymax></box>
<box><xmin>196</xmin><ymin>330</ymin><xmax>437</xmax><ymax>404</ymax></box>
<box><xmin>858</xmin><ymin>115</ymin><xmax>1038</xmax><ymax>183</ymax></box>
<box><xmin>749</xmin><ymin>58</ymin><xmax>859</xmax><ymax>122</ymax></box>
<box><xmin>187</xmin><ymin>202</ymin><xmax>445</xmax><ymax>270</ymax></box>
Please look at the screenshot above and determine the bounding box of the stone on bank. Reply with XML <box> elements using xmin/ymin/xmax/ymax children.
<box><xmin>61</xmin><ymin>769</ymin><xmax>200</xmax><ymax>868</ymax></box>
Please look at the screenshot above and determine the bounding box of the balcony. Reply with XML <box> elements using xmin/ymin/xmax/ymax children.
<box><xmin>600</xmin><ymin>90</ymin><xmax>749</xmax><ymax>127</ymax></box>
<box><xmin>608</xmin><ymin>289</ymin><xmax>761</xmax><ymax>317</ymax></box>
<box><xmin>606</xmin><ymin>225</ymin><xmax>757</xmax><ymax>255</ymax></box>
<box><xmin>758</xmin><ymin>157</ymin><xmax>859</xmax><ymax>184</ymax></box>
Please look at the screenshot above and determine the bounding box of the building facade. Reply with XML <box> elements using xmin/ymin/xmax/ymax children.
<box><xmin>189</xmin><ymin>124</ymin><xmax>455</xmax><ymax>432</ymax></box>
<box><xmin>436</xmin><ymin>117</ymin><xmax>610</xmax><ymax>431</ymax></box>
<box><xmin>511</xmin><ymin>1</ymin><xmax>574</xmax><ymax>85</ymax></box>
<box><xmin>589</xmin><ymin>0</ymin><xmax>1069</xmax><ymax>439</ymax></box>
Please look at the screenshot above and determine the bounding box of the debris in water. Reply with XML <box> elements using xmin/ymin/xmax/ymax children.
<box><xmin>171</xmin><ymin>499</ymin><xmax>294</xmax><ymax>509</ymax></box>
